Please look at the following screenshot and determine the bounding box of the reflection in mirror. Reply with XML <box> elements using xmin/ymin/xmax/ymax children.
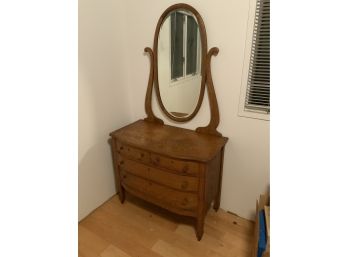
<box><xmin>158</xmin><ymin>10</ymin><xmax>202</xmax><ymax>118</ymax></box>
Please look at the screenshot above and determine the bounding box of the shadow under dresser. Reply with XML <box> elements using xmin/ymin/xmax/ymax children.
<box><xmin>110</xmin><ymin>120</ymin><xmax>228</xmax><ymax>240</ymax></box>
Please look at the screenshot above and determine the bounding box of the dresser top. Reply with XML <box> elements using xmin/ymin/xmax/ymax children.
<box><xmin>110</xmin><ymin>120</ymin><xmax>228</xmax><ymax>162</ymax></box>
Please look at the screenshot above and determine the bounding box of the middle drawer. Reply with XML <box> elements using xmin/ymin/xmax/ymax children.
<box><xmin>119</xmin><ymin>157</ymin><xmax>198</xmax><ymax>192</ymax></box>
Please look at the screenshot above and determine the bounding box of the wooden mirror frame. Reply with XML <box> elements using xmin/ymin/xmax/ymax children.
<box><xmin>144</xmin><ymin>3</ymin><xmax>222</xmax><ymax>137</ymax></box>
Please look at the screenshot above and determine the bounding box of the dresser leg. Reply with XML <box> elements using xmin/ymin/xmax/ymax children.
<box><xmin>214</xmin><ymin>147</ymin><xmax>225</xmax><ymax>212</ymax></box>
<box><xmin>118</xmin><ymin>186</ymin><xmax>125</xmax><ymax>203</ymax></box>
<box><xmin>195</xmin><ymin>217</ymin><xmax>204</xmax><ymax>241</ymax></box>
<box><xmin>213</xmin><ymin>197</ymin><xmax>220</xmax><ymax>211</ymax></box>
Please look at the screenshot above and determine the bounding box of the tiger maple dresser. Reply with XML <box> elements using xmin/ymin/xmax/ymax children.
<box><xmin>110</xmin><ymin>120</ymin><xmax>227</xmax><ymax>240</ymax></box>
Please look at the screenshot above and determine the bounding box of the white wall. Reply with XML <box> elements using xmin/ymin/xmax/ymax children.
<box><xmin>123</xmin><ymin>0</ymin><xmax>269</xmax><ymax>220</ymax></box>
<box><xmin>78</xmin><ymin>0</ymin><xmax>132</xmax><ymax>221</ymax></box>
<box><xmin>79</xmin><ymin>0</ymin><xmax>269</xmax><ymax>221</ymax></box>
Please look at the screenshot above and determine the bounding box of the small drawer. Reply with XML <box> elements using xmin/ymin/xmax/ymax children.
<box><xmin>119</xmin><ymin>158</ymin><xmax>198</xmax><ymax>192</ymax></box>
<box><xmin>116</xmin><ymin>142</ymin><xmax>150</xmax><ymax>164</ymax></box>
<box><xmin>117</xmin><ymin>157</ymin><xmax>148</xmax><ymax>180</ymax></box>
<box><xmin>150</xmin><ymin>153</ymin><xmax>199</xmax><ymax>176</ymax></box>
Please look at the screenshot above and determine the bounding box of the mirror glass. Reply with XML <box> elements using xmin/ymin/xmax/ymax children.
<box><xmin>157</xmin><ymin>10</ymin><xmax>202</xmax><ymax>118</ymax></box>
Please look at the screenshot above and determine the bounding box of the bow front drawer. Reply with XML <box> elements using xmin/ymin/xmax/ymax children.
<box><xmin>120</xmin><ymin>172</ymin><xmax>198</xmax><ymax>212</ymax></box>
<box><xmin>118</xmin><ymin>157</ymin><xmax>198</xmax><ymax>192</ymax></box>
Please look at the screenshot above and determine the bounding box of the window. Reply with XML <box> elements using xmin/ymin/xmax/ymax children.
<box><xmin>170</xmin><ymin>12</ymin><xmax>200</xmax><ymax>81</ymax></box>
<box><xmin>239</xmin><ymin>0</ymin><xmax>270</xmax><ymax>119</ymax></box>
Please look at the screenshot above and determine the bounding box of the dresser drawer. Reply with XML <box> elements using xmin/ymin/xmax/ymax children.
<box><xmin>116</xmin><ymin>142</ymin><xmax>150</xmax><ymax>164</ymax></box>
<box><xmin>119</xmin><ymin>157</ymin><xmax>198</xmax><ymax>192</ymax></box>
<box><xmin>120</xmin><ymin>171</ymin><xmax>198</xmax><ymax>211</ymax></box>
<box><xmin>150</xmin><ymin>153</ymin><xmax>199</xmax><ymax>176</ymax></box>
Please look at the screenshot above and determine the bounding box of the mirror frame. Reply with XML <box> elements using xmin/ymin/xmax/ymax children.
<box><xmin>153</xmin><ymin>4</ymin><xmax>207</xmax><ymax>122</ymax></box>
<box><xmin>144</xmin><ymin>3</ymin><xmax>222</xmax><ymax>136</ymax></box>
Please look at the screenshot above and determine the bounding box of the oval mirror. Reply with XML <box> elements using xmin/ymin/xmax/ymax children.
<box><xmin>155</xmin><ymin>6</ymin><xmax>206</xmax><ymax>121</ymax></box>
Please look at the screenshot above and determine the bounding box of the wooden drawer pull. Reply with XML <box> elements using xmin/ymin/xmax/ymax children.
<box><xmin>153</xmin><ymin>157</ymin><xmax>160</xmax><ymax>165</ymax></box>
<box><xmin>119</xmin><ymin>160</ymin><xmax>124</xmax><ymax>165</ymax></box>
<box><xmin>182</xmin><ymin>165</ymin><xmax>188</xmax><ymax>173</ymax></box>
<box><xmin>120</xmin><ymin>146</ymin><xmax>124</xmax><ymax>150</ymax></box>
<box><xmin>181</xmin><ymin>198</ymin><xmax>189</xmax><ymax>206</ymax></box>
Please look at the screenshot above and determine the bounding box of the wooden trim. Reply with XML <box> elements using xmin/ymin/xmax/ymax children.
<box><xmin>170</xmin><ymin>111</ymin><xmax>189</xmax><ymax>117</ymax></box>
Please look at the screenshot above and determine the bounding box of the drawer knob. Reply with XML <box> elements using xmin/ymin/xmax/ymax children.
<box><xmin>119</xmin><ymin>160</ymin><xmax>124</xmax><ymax>165</ymax></box>
<box><xmin>120</xmin><ymin>146</ymin><xmax>124</xmax><ymax>150</ymax></box>
<box><xmin>122</xmin><ymin>174</ymin><xmax>127</xmax><ymax>179</ymax></box>
<box><xmin>182</xmin><ymin>165</ymin><xmax>188</xmax><ymax>173</ymax></box>
<box><xmin>153</xmin><ymin>157</ymin><xmax>160</xmax><ymax>165</ymax></box>
<box><xmin>140</xmin><ymin>153</ymin><xmax>144</xmax><ymax>158</ymax></box>
<box><xmin>181</xmin><ymin>198</ymin><xmax>189</xmax><ymax>206</ymax></box>
<box><xmin>180</xmin><ymin>181</ymin><xmax>188</xmax><ymax>190</ymax></box>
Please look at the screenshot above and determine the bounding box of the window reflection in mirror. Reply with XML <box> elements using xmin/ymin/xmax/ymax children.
<box><xmin>158</xmin><ymin>10</ymin><xmax>202</xmax><ymax>118</ymax></box>
<box><xmin>170</xmin><ymin>12</ymin><xmax>200</xmax><ymax>80</ymax></box>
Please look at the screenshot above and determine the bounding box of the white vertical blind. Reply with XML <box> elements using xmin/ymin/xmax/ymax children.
<box><xmin>245</xmin><ymin>0</ymin><xmax>270</xmax><ymax>113</ymax></box>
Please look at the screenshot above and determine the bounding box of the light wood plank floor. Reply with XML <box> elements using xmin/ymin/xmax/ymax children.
<box><xmin>79</xmin><ymin>195</ymin><xmax>254</xmax><ymax>257</ymax></box>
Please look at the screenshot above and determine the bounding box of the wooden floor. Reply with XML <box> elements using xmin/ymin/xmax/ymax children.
<box><xmin>79</xmin><ymin>194</ymin><xmax>254</xmax><ymax>257</ymax></box>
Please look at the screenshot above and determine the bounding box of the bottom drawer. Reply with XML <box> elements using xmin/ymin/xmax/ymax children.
<box><xmin>121</xmin><ymin>171</ymin><xmax>198</xmax><ymax>213</ymax></box>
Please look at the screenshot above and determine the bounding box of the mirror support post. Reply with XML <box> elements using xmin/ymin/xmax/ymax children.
<box><xmin>196</xmin><ymin>47</ymin><xmax>222</xmax><ymax>137</ymax></box>
<box><xmin>144</xmin><ymin>47</ymin><xmax>164</xmax><ymax>125</ymax></box>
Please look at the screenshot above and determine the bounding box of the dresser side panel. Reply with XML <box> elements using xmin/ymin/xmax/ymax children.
<box><xmin>204</xmin><ymin>151</ymin><xmax>222</xmax><ymax>214</ymax></box>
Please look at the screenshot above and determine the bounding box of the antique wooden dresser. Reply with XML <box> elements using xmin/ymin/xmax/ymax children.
<box><xmin>109</xmin><ymin>3</ymin><xmax>228</xmax><ymax>240</ymax></box>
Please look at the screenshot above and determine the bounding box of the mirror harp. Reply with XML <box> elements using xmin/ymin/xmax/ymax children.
<box><xmin>144</xmin><ymin>3</ymin><xmax>221</xmax><ymax>136</ymax></box>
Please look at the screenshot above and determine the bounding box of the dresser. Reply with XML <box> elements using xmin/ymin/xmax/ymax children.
<box><xmin>109</xmin><ymin>3</ymin><xmax>228</xmax><ymax>240</ymax></box>
<box><xmin>110</xmin><ymin>120</ymin><xmax>227</xmax><ymax>240</ymax></box>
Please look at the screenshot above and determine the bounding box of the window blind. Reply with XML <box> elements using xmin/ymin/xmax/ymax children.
<box><xmin>245</xmin><ymin>0</ymin><xmax>270</xmax><ymax>113</ymax></box>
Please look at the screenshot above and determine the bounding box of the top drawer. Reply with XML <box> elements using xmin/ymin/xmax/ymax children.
<box><xmin>151</xmin><ymin>153</ymin><xmax>199</xmax><ymax>176</ymax></box>
<box><xmin>116</xmin><ymin>142</ymin><xmax>151</xmax><ymax>164</ymax></box>
<box><xmin>116</xmin><ymin>141</ymin><xmax>200</xmax><ymax>176</ymax></box>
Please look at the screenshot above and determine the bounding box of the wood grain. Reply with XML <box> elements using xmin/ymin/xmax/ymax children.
<box><xmin>110</xmin><ymin>120</ymin><xmax>227</xmax><ymax>162</ymax></box>
<box><xmin>110</xmin><ymin>119</ymin><xmax>227</xmax><ymax>240</ymax></box>
<box><xmin>119</xmin><ymin>158</ymin><xmax>199</xmax><ymax>192</ymax></box>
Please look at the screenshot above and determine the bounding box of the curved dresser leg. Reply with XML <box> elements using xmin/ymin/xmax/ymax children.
<box><xmin>213</xmin><ymin>198</ymin><xmax>220</xmax><ymax>211</ymax></box>
<box><xmin>195</xmin><ymin>217</ymin><xmax>204</xmax><ymax>241</ymax></box>
<box><xmin>118</xmin><ymin>186</ymin><xmax>125</xmax><ymax>204</ymax></box>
